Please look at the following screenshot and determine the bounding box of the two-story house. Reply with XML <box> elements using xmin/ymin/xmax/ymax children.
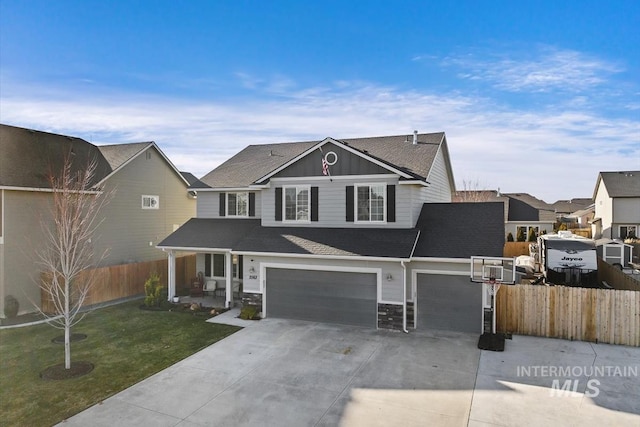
<box><xmin>158</xmin><ymin>132</ymin><xmax>505</xmax><ymax>333</ymax></box>
<box><xmin>592</xmin><ymin>171</ymin><xmax>640</xmax><ymax>240</ymax></box>
<box><xmin>0</xmin><ymin>124</ymin><xmax>196</xmax><ymax>318</ymax></box>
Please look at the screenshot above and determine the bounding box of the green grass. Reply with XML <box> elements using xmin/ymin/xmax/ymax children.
<box><xmin>0</xmin><ymin>299</ymin><xmax>240</xmax><ymax>427</ymax></box>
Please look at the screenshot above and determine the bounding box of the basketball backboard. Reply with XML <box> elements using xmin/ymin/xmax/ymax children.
<box><xmin>471</xmin><ymin>256</ymin><xmax>516</xmax><ymax>284</ymax></box>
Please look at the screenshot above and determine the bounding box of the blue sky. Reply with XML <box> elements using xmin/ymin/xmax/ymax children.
<box><xmin>1</xmin><ymin>0</ymin><xmax>638</xmax><ymax>202</ymax></box>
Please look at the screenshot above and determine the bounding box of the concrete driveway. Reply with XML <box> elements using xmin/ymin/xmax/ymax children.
<box><xmin>60</xmin><ymin>311</ymin><xmax>640</xmax><ymax>426</ymax></box>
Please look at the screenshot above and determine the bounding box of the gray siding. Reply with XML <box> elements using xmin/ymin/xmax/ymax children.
<box><xmin>197</xmin><ymin>190</ymin><xmax>262</xmax><ymax>219</ymax></box>
<box><xmin>263</xmin><ymin>176</ymin><xmax>416</xmax><ymax>228</ymax></box>
<box><xmin>273</xmin><ymin>143</ymin><xmax>390</xmax><ymax>178</ymax></box>
<box><xmin>424</xmin><ymin>146</ymin><xmax>453</xmax><ymax>203</ymax></box>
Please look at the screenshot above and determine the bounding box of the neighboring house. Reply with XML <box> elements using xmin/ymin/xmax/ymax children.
<box><xmin>565</xmin><ymin>204</ymin><xmax>595</xmax><ymax>229</ymax></box>
<box><xmin>159</xmin><ymin>132</ymin><xmax>505</xmax><ymax>333</ymax></box>
<box><xmin>592</xmin><ymin>171</ymin><xmax>640</xmax><ymax>240</ymax></box>
<box><xmin>454</xmin><ymin>190</ymin><xmax>555</xmax><ymax>240</ymax></box>
<box><xmin>0</xmin><ymin>124</ymin><xmax>196</xmax><ymax>317</ymax></box>
<box><xmin>551</xmin><ymin>198</ymin><xmax>593</xmax><ymax>223</ymax></box>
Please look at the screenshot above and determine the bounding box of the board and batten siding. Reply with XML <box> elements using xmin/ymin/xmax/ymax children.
<box><xmin>242</xmin><ymin>255</ymin><xmax>405</xmax><ymax>303</ymax></box>
<box><xmin>424</xmin><ymin>145</ymin><xmax>453</xmax><ymax>203</ymax></box>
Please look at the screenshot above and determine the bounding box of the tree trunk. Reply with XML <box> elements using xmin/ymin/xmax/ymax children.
<box><xmin>65</xmin><ymin>281</ymin><xmax>71</xmax><ymax>369</ymax></box>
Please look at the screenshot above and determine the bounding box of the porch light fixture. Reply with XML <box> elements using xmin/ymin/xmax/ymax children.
<box><xmin>386</xmin><ymin>273</ymin><xmax>393</xmax><ymax>281</ymax></box>
<box><xmin>249</xmin><ymin>266</ymin><xmax>256</xmax><ymax>274</ymax></box>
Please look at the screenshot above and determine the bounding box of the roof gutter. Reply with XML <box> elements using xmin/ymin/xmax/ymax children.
<box><xmin>231</xmin><ymin>250</ymin><xmax>411</xmax><ymax>263</ymax></box>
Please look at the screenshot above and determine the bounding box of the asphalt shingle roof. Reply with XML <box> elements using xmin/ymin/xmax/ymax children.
<box><xmin>0</xmin><ymin>124</ymin><xmax>113</xmax><ymax>189</ymax></box>
<box><xmin>199</xmin><ymin>132</ymin><xmax>446</xmax><ymax>188</ymax></box>
<box><xmin>158</xmin><ymin>218</ymin><xmax>419</xmax><ymax>258</ymax></box>
<box><xmin>597</xmin><ymin>171</ymin><xmax>640</xmax><ymax>198</ymax></box>
<box><xmin>414</xmin><ymin>202</ymin><xmax>505</xmax><ymax>258</ymax></box>
<box><xmin>98</xmin><ymin>142</ymin><xmax>152</xmax><ymax>170</ymax></box>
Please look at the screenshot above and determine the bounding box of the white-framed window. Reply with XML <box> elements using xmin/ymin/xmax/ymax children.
<box><xmin>356</xmin><ymin>184</ymin><xmax>385</xmax><ymax>222</ymax></box>
<box><xmin>142</xmin><ymin>195</ymin><xmax>159</xmax><ymax>209</ymax></box>
<box><xmin>284</xmin><ymin>186</ymin><xmax>310</xmax><ymax>221</ymax></box>
<box><xmin>227</xmin><ymin>192</ymin><xmax>248</xmax><ymax>217</ymax></box>
<box><xmin>205</xmin><ymin>253</ymin><xmax>226</xmax><ymax>277</ymax></box>
<box><xmin>619</xmin><ymin>225</ymin><xmax>637</xmax><ymax>239</ymax></box>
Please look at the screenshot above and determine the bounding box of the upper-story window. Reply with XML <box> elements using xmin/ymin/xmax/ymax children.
<box><xmin>227</xmin><ymin>192</ymin><xmax>248</xmax><ymax>217</ymax></box>
<box><xmin>284</xmin><ymin>186</ymin><xmax>310</xmax><ymax>221</ymax></box>
<box><xmin>142</xmin><ymin>195</ymin><xmax>159</xmax><ymax>209</ymax></box>
<box><xmin>619</xmin><ymin>225</ymin><xmax>637</xmax><ymax>239</ymax></box>
<box><xmin>356</xmin><ymin>184</ymin><xmax>385</xmax><ymax>222</ymax></box>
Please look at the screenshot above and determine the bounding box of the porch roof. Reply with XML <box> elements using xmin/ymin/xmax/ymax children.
<box><xmin>157</xmin><ymin>218</ymin><xmax>261</xmax><ymax>250</ymax></box>
<box><xmin>158</xmin><ymin>218</ymin><xmax>419</xmax><ymax>258</ymax></box>
<box><xmin>234</xmin><ymin>227</ymin><xmax>420</xmax><ymax>258</ymax></box>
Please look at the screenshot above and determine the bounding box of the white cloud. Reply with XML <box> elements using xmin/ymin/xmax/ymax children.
<box><xmin>443</xmin><ymin>46</ymin><xmax>623</xmax><ymax>93</ymax></box>
<box><xmin>1</xmin><ymin>76</ymin><xmax>637</xmax><ymax>203</ymax></box>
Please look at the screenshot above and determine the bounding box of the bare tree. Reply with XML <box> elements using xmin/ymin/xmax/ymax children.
<box><xmin>35</xmin><ymin>154</ymin><xmax>112</xmax><ymax>369</ymax></box>
<box><xmin>455</xmin><ymin>179</ymin><xmax>496</xmax><ymax>202</ymax></box>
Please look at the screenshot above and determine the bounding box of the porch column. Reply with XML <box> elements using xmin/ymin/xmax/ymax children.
<box><xmin>167</xmin><ymin>250</ymin><xmax>176</xmax><ymax>301</ymax></box>
<box><xmin>225</xmin><ymin>252</ymin><xmax>232</xmax><ymax>308</ymax></box>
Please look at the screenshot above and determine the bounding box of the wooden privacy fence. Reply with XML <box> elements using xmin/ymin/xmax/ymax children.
<box><xmin>503</xmin><ymin>242</ymin><xmax>532</xmax><ymax>258</ymax></box>
<box><xmin>598</xmin><ymin>257</ymin><xmax>640</xmax><ymax>291</ymax></box>
<box><xmin>496</xmin><ymin>284</ymin><xmax>640</xmax><ymax>347</ymax></box>
<box><xmin>41</xmin><ymin>254</ymin><xmax>196</xmax><ymax>313</ymax></box>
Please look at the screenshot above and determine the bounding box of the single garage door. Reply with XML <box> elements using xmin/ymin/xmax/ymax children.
<box><xmin>266</xmin><ymin>268</ymin><xmax>377</xmax><ymax>327</ymax></box>
<box><xmin>416</xmin><ymin>274</ymin><xmax>482</xmax><ymax>333</ymax></box>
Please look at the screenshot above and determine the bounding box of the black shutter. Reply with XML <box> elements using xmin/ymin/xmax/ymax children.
<box><xmin>346</xmin><ymin>186</ymin><xmax>354</xmax><ymax>222</ymax></box>
<box><xmin>387</xmin><ymin>185</ymin><xmax>396</xmax><ymax>223</ymax></box>
<box><xmin>249</xmin><ymin>192</ymin><xmax>256</xmax><ymax>217</ymax></box>
<box><xmin>275</xmin><ymin>187</ymin><xmax>282</xmax><ymax>221</ymax></box>
<box><xmin>219</xmin><ymin>193</ymin><xmax>226</xmax><ymax>217</ymax></box>
<box><xmin>311</xmin><ymin>187</ymin><xmax>319</xmax><ymax>222</ymax></box>
<box><xmin>205</xmin><ymin>254</ymin><xmax>212</xmax><ymax>277</ymax></box>
<box><xmin>238</xmin><ymin>255</ymin><xmax>244</xmax><ymax>279</ymax></box>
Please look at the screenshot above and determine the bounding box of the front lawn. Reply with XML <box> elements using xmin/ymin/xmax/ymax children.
<box><xmin>0</xmin><ymin>299</ymin><xmax>240</xmax><ymax>427</ymax></box>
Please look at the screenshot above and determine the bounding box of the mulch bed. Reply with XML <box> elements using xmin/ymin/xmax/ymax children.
<box><xmin>40</xmin><ymin>361</ymin><xmax>94</xmax><ymax>380</ymax></box>
<box><xmin>51</xmin><ymin>333</ymin><xmax>88</xmax><ymax>344</ymax></box>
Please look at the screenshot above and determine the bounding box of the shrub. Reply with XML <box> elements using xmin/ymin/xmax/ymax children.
<box><xmin>144</xmin><ymin>272</ymin><xmax>165</xmax><ymax>307</ymax></box>
<box><xmin>239</xmin><ymin>305</ymin><xmax>260</xmax><ymax>320</ymax></box>
<box><xmin>516</xmin><ymin>228</ymin><xmax>526</xmax><ymax>242</ymax></box>
<box><xmin>527</xmin><ymin>228</ymin><xmax>537</xmax><ymax>242</ymax></box>
<box><xmin>4</xmin><ymin>295</ymin><xmax>19</xmax><ymax>318</ymax></box>
<box><xmin>506</xmin><ymin>232</ymin><xmax>514</xmax><ymax>242</ymax></box>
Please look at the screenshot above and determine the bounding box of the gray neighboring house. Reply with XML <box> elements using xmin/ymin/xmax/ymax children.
<box><xmin>454</xmin><ymin>190</ymin><xmax>555</xmax><ymax>239</ymax></box>
<box><xmin>159</xmin><ymin>132</ymin><xmax>505</xmax><ymax>333</ymax></box>
<box><xmin>592</xmin><ymin>171</ymin><xmax>640</xmax><ymax>240</ymax></box>
<box><xmin>0</xmin><ymin>124</ymin><xmax>196</xmax><ymax>318</ymax></box>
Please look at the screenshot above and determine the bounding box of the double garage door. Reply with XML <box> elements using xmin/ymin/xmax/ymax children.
<box><xmin>265</xmin><ymin>268</ymin><xmax>377</xmax><ymax>328</ymax></box>
<box><xmin>416</xmin><ymin>274</ymin><xmax>482</xmax><ymax>333</ymax></box>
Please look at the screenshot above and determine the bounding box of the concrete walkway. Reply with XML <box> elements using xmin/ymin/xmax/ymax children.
<box><xmin>59</xmin><ymin>315</ymin><xmax>640</xmax><ymax>426</ymax></box>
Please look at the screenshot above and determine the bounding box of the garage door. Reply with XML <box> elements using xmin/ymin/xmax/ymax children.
<box><xmin>266</xmin><ymin>268</ymin><xmax>377</xmax><ymax>327</ymax></box>
<box><xmin>416</xmin><ymin>274</ymin><xmax>481</xmax><ymax>333</ymax></box>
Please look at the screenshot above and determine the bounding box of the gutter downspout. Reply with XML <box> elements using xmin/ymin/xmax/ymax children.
<box><xmin>401</xmin><ymin>261</ymin><xmax>408</xmax><ymax>333</ymax></box>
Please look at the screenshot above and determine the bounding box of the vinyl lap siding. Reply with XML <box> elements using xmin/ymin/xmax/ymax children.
<box><xmin>424</xmin><ymin>147</ymin><xmax>452</xmax><ymax>203</ymax></box>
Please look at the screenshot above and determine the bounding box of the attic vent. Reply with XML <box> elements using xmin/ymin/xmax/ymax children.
<box><xmin>146</xmin><ymin>151</ymin><xmax>152</xmax><ymax>160</ymax></box>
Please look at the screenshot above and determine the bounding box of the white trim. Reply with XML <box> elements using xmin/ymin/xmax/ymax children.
<box><xmin>95</xmin><ymin>142</ymin><xmax>190</xmax><ymax>187</ymax></box>
<box><xmin>398</xmin><ymin>180</ymin><xmax>430</xmax><ymax>187</ymax></box>
<box><xmin>226</xmin><ymin>192</ymin><xmax>249</xmax><ymax>217</ymax></box>
<box><xmin>198</xmin><ymin>187</ymin><xmax>257</xmax><ymax>192</ymax></box>
<box><xmin>255</xmin><ymin>138</ymin><xmax>414</xmax><ymax>184</ymax></box>
<box><xmin>0</xmin><ymin>185</ymin><xmax>102</xmax><ymax>194</ymax></box>
<box><xmin>506</xmin><ymin>221</ymin><xmax>555</xmax><ymax>225</ymax></box>
<box><xmin>282</xmin><ymin>185</ymin><xmax>311</xmax><ymax>223</ymax></box>
<box><xmin>410</xmin><ymin>257</ymin><xmax>470</xmax><ymax>263</ymax></box>
<box><xmin>270</xmin><ymin>174</ymin><xmax>398</xmax><ymax>183</ymax></box>
<box><xmin>232</xmin><ymin>250</ymin><xmax>410</xmax><ymax>263</ymax></box>
<box><xmin>156</xmin><ymin>245</ymin><xmax>233</xmax><ymax>252</ymax></box>
<box><xmin>354</xmin><ymin>183</ymin><xmax>386</xmax><ymax>223</ymax></box>
<box><xmin>259</xmin><ymin>262</ymin><xmax>382</xmax><ymax>323</ymax></box>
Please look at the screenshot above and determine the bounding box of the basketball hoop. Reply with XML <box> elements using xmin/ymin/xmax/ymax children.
<box><xmin>486</xmin><ymin>279</ymin><xmax>500</xmax><ymax>295</ymax></box>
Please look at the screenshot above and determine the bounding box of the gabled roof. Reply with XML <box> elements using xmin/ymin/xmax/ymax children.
<box><xmin>0</xmin><ymin>124</ymin><xmax>112</xmax><ymax>189</ymax></box>
<box><xmin>551</xmin><ymin>198</ymin><xmax>593</xmax><ymax>214</ymax></box>
<box><xmin>0</xmin><ymin>124</ymin><xmax>189</xmax><ymax>190</ymax></box>
<box><xmin>593</xmin><ymin>171</ymin><xmax>640</xmax><ymax>199</ymax></box>
<box><xmin>413</xmin><ymin>202</ymin><xmax>505</xmax><ymax>258</ymax></box>
<box><xmin>199</xmin><ymin>132</ymin><xmax>447</xmax><ymax>188</ymax></box>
